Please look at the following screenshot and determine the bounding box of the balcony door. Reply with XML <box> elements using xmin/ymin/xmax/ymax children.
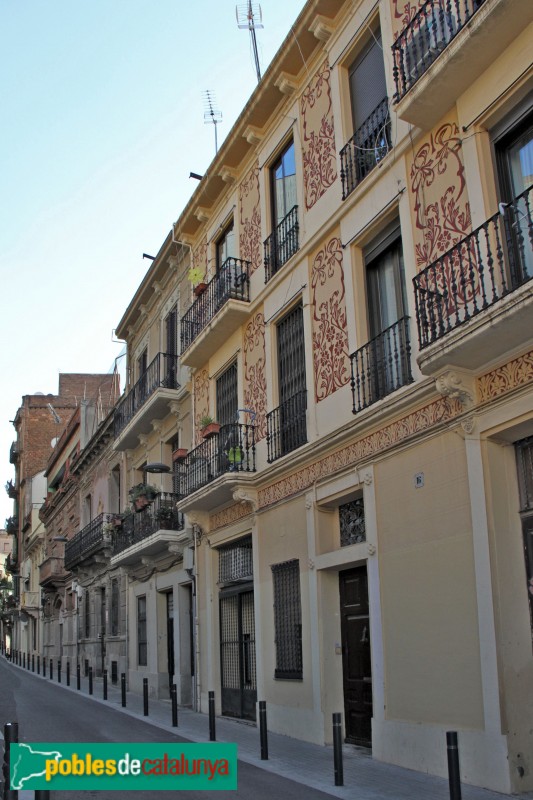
<box><xmin>276</xmin><ymin>303</ymin><xmax>307</xmax><ymax>457</ymax></box>
<box><xmin>164</xmin><ymin>305</ymin><xmax>179</xmax><ymax>389</ymax></box>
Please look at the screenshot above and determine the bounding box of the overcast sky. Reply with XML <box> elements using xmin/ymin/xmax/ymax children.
<box><xmin>0</xmin><ymin>0</ymin><xmax>307</xmax><ymax>525</ymax></box>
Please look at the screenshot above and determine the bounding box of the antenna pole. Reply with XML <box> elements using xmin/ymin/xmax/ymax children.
<box><xmin>248</xmin><ymin>1</ymin><xmax>262</xmax><ymax>82</ymax></box>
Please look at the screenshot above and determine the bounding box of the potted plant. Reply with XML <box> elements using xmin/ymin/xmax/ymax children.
<box><xmin>129</xmin><ymin>483</ymin><xmax>160</xmax><ymax>513</ymax></box>
<box><xmin>187</xmin><ymin>266</ymin><xmax>208</xmax><ymax>297</ymax></box>
<box><xmin>156</xmin><ymin>506</ymin><xmax>174</xmax><ymax>527</ymax></box>
<box><xmin>199</xmin><ymin>415</ymin><xmax>221</xmax><ymax>439</ymax></box>
<box><xmin>172</xmin><ymin>447</ymin><xmax>188</xmax><ymax>462</ymax></box>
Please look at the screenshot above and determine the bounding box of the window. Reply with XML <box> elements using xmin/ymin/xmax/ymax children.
<box><xmin>516</xmin><ymin>437</ymin><xmax>533</xmax><ymax>645</ymax></box>
<box><xmin>272</xmin><ymin>560</ymin><xmax>302</xmax><ymax>679</ymax></box>
<box><xmin>267</xmin><ymin>303</ymin><xmax>307</xmax><ymax>462</ymax></box>
<box><xmin>496</xmin><ymin>110</ymin><xmax>533</xmax><ymax>285</ymax></box>
<box><xmin>216</xmin><ymin>362</ymin><xmax>238</xmax><ymax>427</ymax></box>
<box><xmin>216</xmin><ymin>222</ymin><xmax>236</xmax><ymax>271</ymax></box>
<box><xmin>341</xmin><ymin>32</ymin><xmax>391</xmax><ymax>199</ymax></box>
<box><xmin>111</xmin><ymin>579</ymin><xmax>119</xmax><ymax>636</ymax></box>
<box><xmin>164</xmin><ymin>305</ymin><xmax>179</xmax><ymax>389</ymax></box>
<box><xmin>351</xmin><ymin>230</ymin><xmax>412</xmax><ymax>412</ymax></box>
<box><xmin>100</xmin><ymin>587</ymin><xmax>106</xmax><ymax>637</ymax></box>
<box><xmin>265</xmin><ymin>140</ymin><xmax>299</xmax><ymax>280</ymax></box>
<box><xmin>339</xmin><ymin>498</ymin><xmax>366</xmax><ymax>547</ymax></box>
<box><xmin>137</xmin><ymin>348</ymin><xmax>148</xmax><ymax>380</ymax></box>
<box><xmin>137</xmin><ymin>596</ymin><xmax>147</xmax><ymax>666</ymax></box>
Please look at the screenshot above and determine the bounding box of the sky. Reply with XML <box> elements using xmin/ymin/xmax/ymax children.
<box><xmin>0</xmin><ymin>0</ymin><xmax>307</xmax><ymax>526</ymax></box>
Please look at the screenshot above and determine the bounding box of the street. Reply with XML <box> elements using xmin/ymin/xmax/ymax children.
<box><xmin>0</xmin><ymin>657</ymin><xmax>332</xmax><ymax>799</ymax></box>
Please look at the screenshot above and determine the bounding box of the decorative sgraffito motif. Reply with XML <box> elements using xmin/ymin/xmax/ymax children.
<box><xmin>193</xmin><ymin>368</ymin><xmax>210</xmax><ymax>446</ymax></box>
<box><xmin>210</xmin><ymin>502</ymin><xmax>254</xmax><ymax>531</ymax></box>
<box><xmin>310</xmin><ymin>237</ymin><xmax>350</xmax><ymax>401</ymax></box>
<box><xmin>239</xmin><ymin>163</ymin><xmax>262</xmax><ymax>276</ymax></box>
<box><xmin>478</xmin><ymin>350</ymin><xmax>533</xmax><ymax>403</ymax></box>
<box><xmin>192</xmin><ymin>239</ymin><xmax>208</xmax><ymax>282</ymax></box>
<box><xmin>300</xmin><ymin>61</ymin><xmax>337</xmax><ymax>211</ymax></box>
<box><xmin>390</xmin><ymin>0</ymin><xmax>424</xmax><ymax>38</ymax></box>
<box><xmin>258</xmin><ymin>397</ymin><xmax>462</xmax><ymax>508</ymax></box>
<box><xmin>243</xmin><ymin>312</ymin><xmax>267</xmax><ymax>441</ymax></box>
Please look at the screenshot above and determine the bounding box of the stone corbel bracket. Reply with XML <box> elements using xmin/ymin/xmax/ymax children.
<box><xmin>186</xmin><ymin>511</ymin><xmax>210</xmax><ymax>536</ymax></box>
<box><xmin>435</xmin><ymin>368</ymin><xmax>476</xmax><ymax>410</ymax></box>
<box><xmin>232</xmin><ymin>488</ymin><xmax>258</xmax><ymax>511</ymax></box>
<box><xmin>309</xmin><ymin>15</ymin><xmax>335</xmax><ymax>41</ymax></box>
<box><xmin>275</xmin><ymin>72</ymin><xmax>298</xmax><ymax>95</ymax></box>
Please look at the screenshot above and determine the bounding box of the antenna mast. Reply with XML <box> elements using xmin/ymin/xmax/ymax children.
<box><xmin>203</xmin><ymin>90</ymin><xmax>223</xmax><ymax>155</ymax></box>
<box><xmin>236</xmin><ymin>2</ymin><xmax>263</xmax><ymax>84</ymax></box>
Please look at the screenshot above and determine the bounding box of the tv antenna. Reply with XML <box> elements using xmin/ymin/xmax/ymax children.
<box><xmin>236</xmin><ymin>2</ymin><xmax>263</xmax><ymax>84</ymax></box>
<box><xmin>203</xmin><ymin>90</ymin><xmax>223</xmax><ymax>155</ymax></box>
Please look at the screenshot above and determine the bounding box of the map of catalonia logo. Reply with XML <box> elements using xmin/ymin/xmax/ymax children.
<box><xmin>10</xmin><ymin>742</ymin><xmax>238</xmax><ymax>791</ymax></box>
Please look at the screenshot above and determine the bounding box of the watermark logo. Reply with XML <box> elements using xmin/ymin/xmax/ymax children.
<box><xmin>11</xmin><ymin>743</ymin><xmax>237</xmax><ymax>791</ymax></box>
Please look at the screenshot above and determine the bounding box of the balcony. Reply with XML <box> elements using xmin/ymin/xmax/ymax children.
<box><xmin>264</xmin><ymin>206</ymin><xmax>299</xmax><ymax>283</ymax></box>
<box><xmin>413</xmin><ymin>187</ymin><xmax>533</xmax><ymax>374</ymax></box>
<box><xmin>350</xmin><ymin>317</ymin><xmax>413</xmax><ymax>414</ymax></box>
<box><xmin>392</xmin><ymin>0</ymin><xmax>533</xmax><ymax>129</ymax></box>
<box><xmin>176</xmin><ymin>423</ymin><xmax>256</xmax><ymax>511</ymax></box>
<box><xmin>9</xmin><ymin>441</ymin><xmax>19</xmax><ymax>464</ymax></box>
<box><xmin>340</xmin><ymin>98</ymin><xmax>392</xmax><ymax>201</ymax></box>
<box><xmin>5</xmin><ymin>554</ymin><xmax>18</xmax><ymax>576</ymax></box>
<box><xmin>5</xmin><ymin>516</ymin><xmax>18</xmax><ymax>535</ymax></box>
<box><xmin>266</xmin><ymin>390</ymin><xmax>307</xmax><ymax>463</ymax></box>
<box><xmin>111</xmin><ymin>493</ymin><xmax>186</xmax><ymax>566</ymax></box>
<box><xmin>39</xmin><ymin>556</ymin><xmax>68</xmax><ymax>588</ymax></box>
<box><xmin>113</xmin><ymin>352</ymin><xmax>180</xmax><ymax>451</ymax></box>
<box><xmin>64</xmin><ymin>513</ymin><xmax>113</xmax><ymax>571</ymax></box>
<box><xmin>180</xmin><ymin>258</ymin><xmax>251</xmax><ymax>368</ymax></box>
<box><xmin>5</xmin><ymin>480</ymin><xmax>17</xmax><ymax>499</ymax></box>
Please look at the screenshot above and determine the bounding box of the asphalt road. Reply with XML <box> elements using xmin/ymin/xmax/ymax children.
<box><xmin>0</xmin><ymin>657</ymin><xmax>331</xmax><ymax>799</ymax></box>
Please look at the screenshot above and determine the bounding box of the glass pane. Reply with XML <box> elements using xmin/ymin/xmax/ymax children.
<box><xmin>508</xmin><ymin>128</ymin><xmax>533</xmax><ymax>194</ymax></box>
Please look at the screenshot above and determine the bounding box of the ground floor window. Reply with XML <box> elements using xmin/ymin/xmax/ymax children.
<box><xmin>515</xmin><ymin>436</ymin><xmax>533</xmax><ymax>644</ymax></box>
<box><xmin>271</xmin><ymin>559</ymin><xmax>302</xmax><ymax>679</ymax></box>
<box><xmin>137</xmin><ymin>596</ymin><xmax>147</xmax><ymax>666</ymax></box>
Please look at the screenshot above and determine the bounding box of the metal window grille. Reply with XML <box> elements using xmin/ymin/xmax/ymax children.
<box><xmin>219</xmin><ymin>538</ymin><xmax>253</xmax><ymax>584</ymax></box>
<box><xmin>216</xmin><ymin>362</ymin><xmax>238</xmax><ymax>427</ymax></box>
<box><xmin>271</xmin><ymin>559</ymin><xmax>303</xmax><ymax>679</ymax></box>
<box><xmin>278</xmin><ymin>303</ymin><xmax>306</xmax><ymax>404</ymax></box>
<box><xmin>84</xmin><ymin>589</ymin><xmax>90</xmax><ymax>638</ymax></box>
<box><xmin>340</xmin><ymin>499</ymin><xmax>366</xmax><ymax>546</ymax></box>
<box><xmin>137</xmin><ymin>595</ymin><xmax>147</xmax><ymax>666</ymax></box>
<box><xmin>111</xmin><ymin>579</ymin><xmax>119</xmax><ymax>636</ymax></box>
<box><xmin>111</xmin><ymin>660</ymin><xmax>118</xmax><ymax>685</ymax></box>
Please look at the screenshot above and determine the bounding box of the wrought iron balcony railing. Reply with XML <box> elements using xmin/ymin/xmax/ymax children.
<box><xmin>180</xmin><ymin>258</ymin><xmax>251</xmax><ymax>352</ymax></box>
<box><xmin>176</xmin><ymin>423</ymin><xmax>256</xmax><ymax>499</ymax></box>
<box><xmin>112</xmin><ymin>493</ymin><xmax>184</xmax><ymax>557</ymax></box>
<box><xmin>64</xmin><ymin>513</ymin><xmax>112</xmax><ymax>570</ymax></box>
<box><xmin>392</xmin><ymin>0</ymin><xmax>485</xmax><ymax>101</ymax></box>
<box><xmin>39</xmin><ymin>556</ymin><xmax>67</xmax><ymax>587</ymax></box>
<box><xmin>114</xmin><ymin>352</ymin><xmax>180</xmax><ymax>438</ymax></box>
<box><xmin>9</xmin><ymin>441</ymin><xmax>19</xmax><ymax>464</ymax></box>
<box><xmin>266</xmin><ymin>389</ymin><xmax>307</xmax><ymax>463</ymax></box>
<box><xmin>340</xmin><ymin>98</ymin><xmax>392</xmax><ymax>200</ymax></box>
<box><xmin>350</xmin><ymin>317</ymin><xmax>413</xmax><ymax>414</ymax></box>
<box><xmin>414</xmin><ymin>186</ymin><xmax>533</xmax><ymax>350</ymax></box>
<box><xmin>264</xmin><ymin>205</ymin><xmax>299</xmax><ymax>283</ymax></box>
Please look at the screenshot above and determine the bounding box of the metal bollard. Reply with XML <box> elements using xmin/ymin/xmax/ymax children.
<box><xmin>446</xmin><ymin>731</ymin><xmax>462</xmax><ymax>800</ymax></box>
<box><xmin>43</xmin><ymin>656</ymin><xmax>46</xmax><ymax>678</ymax></box>
<box><xmin>143</xmin><ymin>678</ymin><xmax>149</xmax><ymax>716</ymax></box>
<box><xmin>23</xmin><ymin>652</ymin><xmax>26</xmax><ymax>669</ymax></box>
<box><xmin>37</xmin><ymin>654</ymin><xmax>40</xmax><ymax>675</ymax></box>
<box><xmin>333</xmin><ymin>712</ymin><xmax>344</xmax><ymax>786</ymax></box>
<box><xmin>121</xmin><ymin>673</ymin><xmax>127</xmax><ymax>707</ymax></box>
<box><xmin>32</xmin><ymin>654</ymin><xmax>35</xmax><ymax>672</ymax></box>
<box><xmin>171</xmin><ymin>684</ymin><xmax>178</xmax><ymax>727</ymax></box>
<box><xmin>89</xmin><ymin>666</ymin><xmax>93</xmax><ymax>695</ymax></box>
<box><xmin>27</xmin><ymin>653</ymin><xmax>30</xmax><ymax>670</ymax></box>
<box><xmin>103</xmin><ymin>669</ymin><xmax>108</xmax><ymax>701</ymax></box>
<box><xmin>259</xmin><ymin>701</ymin><xmax>268</xmax><ymax>760</ymax></box>
<box><xmin>49</xmin><ymin>659</ymin><xmax>53</xmax><ymax>681</ymax></box>
<box><xmin>208</xmin><ymin>691</ymin><xmax>216</xmax><ymax>741</ymax></box>
<box><xmin>66</xmin><ymin>661</ymin><xmax>70</xmax><ymax>687</ymax></box>
<box><xmin>3</xmin><ymin>721</ymin><xmax>19</xmax><ymax>800</ymax></box>
<box><xmin>58</xmin><ymin>659</ymin><xmax>62</xmax><ymax>684</ymax></box>
<box><xmin>77</xmin><ymin>663</ymin><xmax>81</xmax><ymax>691</ymax></box>
<box><xmin>35</xmin><ymin>790</ymin><xmax>51</xmax><ymax>799</ymax></box>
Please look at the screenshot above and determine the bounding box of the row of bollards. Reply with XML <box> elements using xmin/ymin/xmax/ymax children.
<box><xmin>2</xmin><ymin>651</ymin><xmax>463</xmax><ymax>795</ymax></box>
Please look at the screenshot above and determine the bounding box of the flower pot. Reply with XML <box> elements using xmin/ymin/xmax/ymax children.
<box><xmin>134</xmin><ymin>496</ymin><xmax>150</xmax><ymax>512</ymax></box>
<box><xmin>201</xmin><ymin>422</ymin><xmax>221</xmax><ymax>439</ymax></box>
<box><xmin>172</xmin><ymin>448</ymin><xmax>188</xmax><ymax>462</ymax></box>
<box><xmin>194</xmin><ymin>282</ymin><xmax>207</xmax><ymax>297</ymax></box>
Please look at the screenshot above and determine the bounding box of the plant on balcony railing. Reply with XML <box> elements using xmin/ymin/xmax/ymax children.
<box><xmin>5</xmin><ymin>516</ymin><xmax>18</xmax><ymax>535</ymax></box>
<box><xmin>340</xmin><ymin>98</ymin><xmax>392</xmax><ymax>200</ymax></box>
<box><xmin>113</xmin><ymin>352</ymin><xmax>180</xmax><ymax>438</ymax></box>
<box><xmin>350</xmin><ymin>317</ymin><xmax>413</xmax><ymax>414</ymax></box>
<box><xmin>392</xmin><ymin>0</ymin><xmax>486</xmax><ymax>101</ymax></box>
<box><xmin>112</xmin><ymin>493</ymin><xmax>184</xmax><ymax>556</ymax></box>
<box><xmin>413</xmin><ymin>185</ymin><xmax>533</xmax><ymax>349</ymax></box>
<box><xmin>266</xmin><ymin>390</ymin><xmax>307</xmax><ymax>463</ymax></box>
<box><xmin>264</xmin><ymin>205</ymin><xmax>299</xmax><ymax>283</ymax></box>
<box><xmin>129</xmin><ymin>483</ymin><xmax>160</xmax><ymax>513</ymax></box>
<box><xmin>5</xmin><ymin>480</ymin><xmax>17</xmax><ymax>499</ymax></box>
<box><xmin>180</xmin><ymin>257</ymin><xmax>251</xmax><ymax>352</ymax></box>
<box><xmin>176</xmin><ymin>423</ymin><xmax>256</xmax><ymax>499</ymax></box>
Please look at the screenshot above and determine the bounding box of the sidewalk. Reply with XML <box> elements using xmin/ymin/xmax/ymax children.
<box><xmin>3</xmin><ymin>656</ymin><xmax>532</xmax><ymax>800</ymax></box>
